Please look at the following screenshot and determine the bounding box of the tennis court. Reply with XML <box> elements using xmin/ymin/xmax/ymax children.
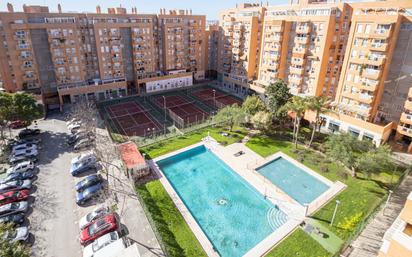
<box><xmin>154</xmin><ymin>95</ymin><xmax>208</xmax><ymax>128</ymax></box>
<box><xmin>192</xmin><ymin>88</ymin><xmax>242</xmax><ymax>109</ymax></box>
<box><xmin>106</xmin><ymin>101</ymin><xmax>162</xmax><ymax>137</ymax></box>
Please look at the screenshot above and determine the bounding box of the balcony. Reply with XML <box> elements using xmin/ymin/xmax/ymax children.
<box><xmin>373</xmin><ymin>28</ymin><xmax>391</xmax><ymax>38</ymax></box>
<box><xmin>291</xmin><ymin>58</ymin><xmax>305</xmax><ymax>66</ymax></box>
<box><xmin>266</xmin><ymin>26</ymin><xmax>283</xmax><ymax>33</ymax></box>
<box><xmin>265</xmin><ymin>44</ymin><xmax>280</xmax><ymax>51</ymax></box>
<box><xmin>293</xmin><ymin>47</ymin><xmax>307</xmax><ymax>55</ymax></box>
<box><xmin>232</xmin><ymin>48</ymin><xmax>242</xmax><ymax>54</ymax></box>
<box><xmin>363</xmin><ymin>69</ymin><xmax>381</xmax><ymax>80</ymax></box>
<box><xmin>370</xmin><ymin>43</ymin><xmax>388</xmax><ymax>52</ymax></box>
<box><xmin>288</xmin><ymin>75</ymin><xmax>303</xmax><ymax>85</ymax></box>
<box><xmin>397</xmin><ymin>125</ymin><xmax>412</xmax><ymax>137</ymax></box>
<box><xmin>401</xmin><ymin>113</ymin><xmax>412</xmax><ymax>125</ymax></box>
<box><xmin>266</xmin><ymin>54</ymin><xmax>280</xmax><ymax>61</ymax></box>
<box><xmin>262</xmin><ymin>63</ymin><xmax>278</xmax><ymax>70</ymax></box>
<box><xmin>296</xmin><ymin>26</ymin><xmax>310</xmax><ymax>34</ymax></box>
<box><xmin>366</xmin><ymin>56</ymin><xmax>386</xmax><ymax>66</ymax></box>
<box><xmin>289</xmin><ymin>67</ymin><xmax>304</xmax><ymax>76</ymax></box>
<box><xmin>294</xmin><ymin>37</ymin><xmax>309</xmax><ymax>44</ymax></box>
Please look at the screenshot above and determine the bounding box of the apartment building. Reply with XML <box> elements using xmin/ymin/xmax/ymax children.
<box><xmin>254</xmin><ymin>1</ymin><xmax>350</xmax><ymax>98</ymax></box>
<box><xmin>205</xmin><ymin>21</ymin><xmax>219</xmax><ymax>78</ymax></box>
<box><xmin>0</xmin><ymin>4</ymin><xmax>206</xmax><ymax>108</ymax></box>
<box><xmin>378</xmin><ymin>191</ymin><xmax>412</xmax><ymax>257</ymax></box>
<box><xmin>217</xmin><ymin>3</ymin><xmax>265</xmax><ymax>95</ymax></box>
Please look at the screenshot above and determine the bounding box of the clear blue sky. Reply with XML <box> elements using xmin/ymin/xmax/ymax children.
<box><xmin>1</xmin><ymin>0</ymin><xmax>291</xmax><ymax>20</ymax></box>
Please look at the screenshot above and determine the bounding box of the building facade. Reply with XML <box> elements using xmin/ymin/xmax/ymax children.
<box><xmin>0</xmin><ymin>4</ymin><xmax>206</xmax><ymax>108</ymax></box>
<box><xmin>378</xmin><ymin>191</ymin><xmax>412</xmax><ymax>257</ymax></box>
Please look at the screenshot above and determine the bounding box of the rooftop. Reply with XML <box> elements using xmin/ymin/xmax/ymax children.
<box><xmin>118</xmin><ymin>141</ymin><xmax>145</xmax><ymax>169</ymax></box>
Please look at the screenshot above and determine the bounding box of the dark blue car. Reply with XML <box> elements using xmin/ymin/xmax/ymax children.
<box><xmin>75</xmin><ymin>174</ymin><xmax>102</xmax><ymax>192</ymax></box>
<box><xmin>1</xmin><ymin>170</ymin><xmax>35</xmax><ymax>183</ymax></box>
<box><xmin>0</xmin><ymin>213</ymin><xmax>25</xmax><ymax>225</ymax></box>
<box><xmin>70</xmin><ymin>159</ymin><xmax>96</xmax><ymax>176</ymax></box>
<box><xmin>76</xmin><ymin>183</ymin><xmax>103</xmax><ymax>205</ymax></box>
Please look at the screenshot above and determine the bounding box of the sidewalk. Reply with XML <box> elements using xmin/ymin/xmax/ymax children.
<box><xmin>348</xmin><ymin>172</ymin><xmax>412</xmax><ymax>257</ymax></box>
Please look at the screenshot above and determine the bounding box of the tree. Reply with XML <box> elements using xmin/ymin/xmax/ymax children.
<box><xmin>213</xmin><ymin>105</ymin><xmax>245</xmax><ymax>131</ymax></box>
<box><xmin>306</xmin><ymin>96</ymin><xmax>330</xmax><ymax>148</ymax></box>
<box><xmin>0</xmin><ymin>93</ymin><xmax>13</xmax><ymax>140</ymax></box>
<box><xmin>0</xmin><ymin>223</ymin><xmax>30</xmax><ymax>257</ymax></box>
<box><xmin>265</xmin><ymin>79</ymin><xmax>292</xmax><ymax>119</ymax></box>
<box><xmin>13</xmin><ymin>92</ymin><xmax>43</xmax><ymax>125</ymax></box>
<box><xmin>282</xmin><ymin>96</ymin><xmax>307</xmax><ymax>148</ymax></box>
<box><xmin>250</xmin><ymin>111</ymin><xmax>272</xmax><ymax>131</ymax></box>
<box><xmin>242</xmin><ymin>95</ymin><xmax>266</xmax><ymax>123</ymax></box>
<box><xmin>355</xmin><ymin>144</ymin><xmax>393</xmax><ymax>178</ymax></box>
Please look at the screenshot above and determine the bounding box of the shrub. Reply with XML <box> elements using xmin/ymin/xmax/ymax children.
<box><xmin>320</xmin><ymin>165</ymin><xmax>329</xmax><ymax>173</ymax></box>
<box><xmin>297</xmin><ymin>155</ymin><xmax>304</xmax><ymax>162</ymax></box>
<box><xmin>337</xmin><ymin>169</ymin><xmax>348</xmax><ymax>180</ymax></box>
<box><xmin>338</xmin><ymin>212</ymin><xmax>363</xmax><ymax>231</ymax></box>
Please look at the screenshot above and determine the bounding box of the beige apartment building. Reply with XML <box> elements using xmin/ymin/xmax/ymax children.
<box><xmin>218</xmin><ymin>0</ymin><xmax>412</xmax><ymax>152</ymax></box>
<box><xmin>217</xmin><ymin>3</ymin><xmax>265</xmax><ymax>95</ymax></box>
<box><xmin>378</xmin><ymin>191</ymin><xmax>412</xmax><ymax>257</ymax></box>
<box><xmin>0</xmin><ymin>4</ymin><xmax>206</xmax><ymax>108</ymax></box>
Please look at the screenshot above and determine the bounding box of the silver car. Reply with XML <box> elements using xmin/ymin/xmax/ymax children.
<box><xmin>6</xmin><ymin>161</ymin><xmax>35</xmax><ymax>175</ymax></box>
<box><xmin>2</xmin><ymin>226</ymin><xmax>29</xmax><ymax>243</ymax></box>
<box><xmin>0</xmin><ymin>201</ymin><xmax>29</xmax><ymax>218</ymax></box>
<box><xmin>0</xmin><ymin>180</ymin><xmax>32</xmax><ymax>193</ymax></box>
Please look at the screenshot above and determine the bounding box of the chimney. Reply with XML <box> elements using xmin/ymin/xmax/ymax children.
<box><xmin>159</xmin><ymin>8</ymin><xmax>162</xmax><ymax>15</ymax></box>
<box><xmin>7</xmin><ymin>3</ymin><xmax>14</xmax><ymax>13</ymax></box>
<box><xmin>96</xmin><ymin>5</ymin><xmax>101</xmax><ymax>14</ymax></box>
<box><xmin>190</xmin><ymin>9</ymin><xmax>192</xmax><ymax>15</ymax></box>
<box><xmin>58</xmin><ymin>4</ymin><xmax>62</xmax><ymax>13</ymax></box>
<box><xmin>185</xmin><ymin>9</ymin><xmax>188</xmax><ymax>15</ymax></box>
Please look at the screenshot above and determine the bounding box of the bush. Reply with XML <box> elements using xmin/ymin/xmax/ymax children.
<box><xmin>297</xmin><ymin>155</ymin><xmax>304</xmax><ymax>162</ymax></box>
<box><xmin>320</xmin><ymin>165</ymin><xmax>329</xmax><ymax>173</ymax></box>
<box><xmin>337</xmin><ymin>169</ymin><xmax>348</xmax><ymax>180</ymax></box>
<box><xmin>220</xmin><ymin>140</ymin><xmax>228</xmax><ymax>146</ymax></box>
<box><xmin>338</xmin><ymin>212</ymin><xmax>363</xmax><ymax>232</ymax></box>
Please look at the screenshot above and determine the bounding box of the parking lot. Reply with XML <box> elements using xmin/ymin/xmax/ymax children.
<box><xmin>20</xmin><ymin>114</ymin><xmax>164</xmax><ymax>257</ymax></box>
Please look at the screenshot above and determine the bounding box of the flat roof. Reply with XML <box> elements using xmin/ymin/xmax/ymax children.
<box><xmin>118</xmin><ymin>141</ymin><xmax>145</xmax><ymax>169</ymax></box>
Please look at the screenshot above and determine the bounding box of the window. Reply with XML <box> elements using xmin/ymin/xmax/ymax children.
<box><xmin>365</xmin><ymin>24</ymin><xmax>371</xmax><ymax>34</ymax></box>
<box><xmin>357</xmin><ymin>24</ymin><xmax>363</xmax><ymax>33</ymax></box>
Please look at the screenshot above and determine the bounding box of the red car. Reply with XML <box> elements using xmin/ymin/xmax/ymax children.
<box><xmin>0</xmin><ymin>190</ymin><xmax>30</xmax><ymax>206</ymax></box>
<box><xmin>80</xmin><ymin>214</ymin><xmax>118</xmax><ymax>246</ymax></box>
<box><xmin>9</xmin><ymin>120</ymin><xmax>29</xmax><ymax>129</ymax></box>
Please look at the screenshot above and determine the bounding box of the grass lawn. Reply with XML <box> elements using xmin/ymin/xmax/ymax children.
<box><xmin>136</xmin><ymin>180</ymin><xmax>207</xmax><ymax>257</ymax></box>
<box><xmin>246</xmin><ymin>134</ymin><xmax>404</xmax><ymax>254</ymax></box>
<box><xmin>140</xmin><ymin>125</ymin><xmax>247</xmax><ymax>159</ymax></box>
<box><xmin>266</xmin><ymin>228</ymin><xmax>331</xmax><ymax>257</ymax></box>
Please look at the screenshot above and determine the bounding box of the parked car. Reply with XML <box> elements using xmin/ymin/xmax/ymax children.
<box><xmin>79</xmin><ymin>214</ymin><xmax>118</xmax><ymax>246</ymax></box>
<box><xmin>0</xmin><ymin>201</ymin><xmax>29</xmax><ymax>218</ymax></box>
<box><xmin>71</xmin><ymin>152</ymin><xmax>96</xmax><ymax>165</ymax></box>
<box><xmin>82</xmin><ymin>231</ymin><xmax>121</xmax><ymax>257</ymax></box>
<box><xmin>9</xmin><ymin>155</ymin><xmax>38</xmax><ymax>165</ymax></box>
<box><xmin>12</xmin><ymin>143</ymin><xmax>38</xmax><ymax>153</ymax></box>
<box><xmin>9</xmin><ymin>120</ymin><xmax>29</xmax><ymax>129</ymax></box>
<box><xmin>70</xmin><ymin>124</ymin><xmax>82</xmax><ymax>134</ymax></box>
<box><xmin>67</xmin><ymin>132</ymin><xmax>94</xmax><ymax>145</ymax></box>
<box><xmin>18</xmin><ymin>128</ymin><xmax>40</xmax><ymax>139</ymax></box>
<box><xmin>6</xmin><ymin>161</ymin><xmax>35</xmax><ymax>174</ymax></box>
<box><xmin>9</xmin><ymin>150</ymin><xmax>38</xmax><ymax>165</ymax></box>
<box><xmin>11</xmin><ymin>148</ymin><xmax>38</xmax><ymax>157</ymax></box>
<box><xmin>0</xmin><ymin>180</ymin><xmax>32</xmax><ymax>193</ymax></box>
<box><xmin>67</xmin><ymin>118</ymin><xmax>80</xmax><ymax>126</ymax></box>
<box><xmin>70</xmin><ymin>155</ymin><xmax>97</xmax><ymax>176</ymax></box>
<box><xmin>1</xmin><ymin>170</ymin><xmax>36</xmax><ymax>183</ymax></box>
<box><xmin>68</xmin><ymin>122</ymin><xmax>81</xmax><ymax>130</ymax></box>
<box><xmin>0</xmin><ymin>190</ymin><xmax>30</xmax><ymax>206</ymax></box>
<box><xmin>0</xmin><ymin>213</ymin><xmax>25</xmax><ymax>225</ymax></box>
<box><xmin>75</xmin><ymin>174</ymin><xmax>102</xmax><ymax>192</ymax></box>
<box><xmin>2</xmin><ymin>226</ymin><xmax>29</xmax><ymax>243</ymax></box>
<box><xmin>79</xmin><ymin>206</ymin><xmax>111</xmax><ymax>230</ymax></box>
<box><xmin>76</xmin><ymin>183</ymin><xmax>103</xmax><ymax>205</ymax></box>
<box><xmin>74</xmin><ymin>138</ymin><xmax>93</xmax><ymax>151</ymax></box>
<box><xmin>9</xmin><ymin>138</ymin><xmax>41</xmax><ymax>147</ymax></box>
<box><xmin>93</xmin><ymin>238</ymin><xmax>127</xmax><ymax>257</ymax></box>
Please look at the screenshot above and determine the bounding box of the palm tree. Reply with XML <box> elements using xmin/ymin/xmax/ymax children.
<box><xmin>283</xmin><ymin>96</ymin><xmax>307</xmax><ymax>148</ymax></box>
<box><xmin>306</xmin><ymin>96</ymin><xmax>330</xmax><ymax>148</ymax></box>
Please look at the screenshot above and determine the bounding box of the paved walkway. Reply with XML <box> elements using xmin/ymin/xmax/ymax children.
<box><xmin>348</xmin><ymin>172</ymin><xmax>412</xmax><ymax>257</ymax></box>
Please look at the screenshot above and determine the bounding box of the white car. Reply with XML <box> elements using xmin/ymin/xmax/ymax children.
<box><xmin>12</xmin><ymin>144</ymin><xmax>38</xmax><ymax>155</ymax></box>
<box><xmin>68</xmin><ymin>122</ymin><xmax>81</xmax><ymax>130</ymax></box>
<box><xmin>11</xmin><ymin>148</ymin><xmax>38</xmax><ymax>157</ymax></box>
<box><xmin>2</xmin><ymin>226</ymin><xmax>29</xmax><ymax>243</ymax></box>
<box><xmin>0</xmin><ymin>180</ymin><xmax>32</xmax><ymax>193</ymax></box>
<box><xmin>6</xmin><ymin>161</ymin><xmax>35</xmax><ymax>174</ymax></box>
<box><xmin>79</xmin><ymin>206</ymin><xmax>110</xmax><ymax>230</ymax></box>
<box><xmin>74</xmin><ymin>138</ymin><xmax>93</xmax><ymax>151</ymax></box>
<box><xmin>66</xmin><ymin>118</ymin><xmax>80</xmax><ymax>126</ymax></box>
<box><xmin>82</xmin><ymin>231</ymin><xmax>120</xmax><ymax>257</ymax></box>
<box><xmin>72</xmin><ymin>152</ymin><xmax>96</xmax><ymax>165</ymax></box>
<box><xmin>0</xmin><ymin>201</ymin><xmax>29</xmax><ymax>217</ymax></box>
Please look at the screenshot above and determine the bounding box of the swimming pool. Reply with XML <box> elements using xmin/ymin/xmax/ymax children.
<box><xmin>256</xmin><ymin>156</ymin><xmax>330</xmax><ymax>205</ymax></box>
<box><xmin>157</xmin><ymin>145</ymin><xmax>288</xmax><ymax>257</ymax></box>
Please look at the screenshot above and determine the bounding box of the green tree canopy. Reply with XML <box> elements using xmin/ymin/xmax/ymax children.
<box><xmin>355</xmin><ymin>144</ymin><xmax>393</xmax><ymax>177</ymax></box>
<box><xmin>306</xmin><ymin>96</ymin><xmax>330</xmax><ymax>147</ymax></box>
<box><xmin>281</xmin><ymin>96</ymin><xmax>308</xmax><ymax>148</ymax></box>
<box><xmin>13</xmin><ymin>92</ymin><xmax>43</xmax><ymax>123</ymax></box>
<box><xmin>213</xmin><ymin>104</ymin><xmax>245</xmax><ymax>131</ymax></box>
<box><xmin>265</xmin><ymin>79</ymin><xmax>292</xmax><ymax>119</ymax></box>
<box><xmin>0</xmin><ymin>223</ymin><xmax>30</xmax><ymax>257</ymax></box>
<box><xmin>250</xmin><ymin>111</ymin><xmax>272</xmax><ymax>131</ymax></box>
<box><xmin>0</xmin><ymin>93</ymin><xmax>14</xmax><ymax>139</ymax></box>
<box><xmin>242</xmin><ymin>95</ymin><xmax>266</xmax><ymax>123</ymax></box>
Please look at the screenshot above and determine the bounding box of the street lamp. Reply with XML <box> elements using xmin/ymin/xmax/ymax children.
<box><xmin>330</xmin><ymin>200</ymin><xmax>340</xmax><ymax>226</ymax></box>
<box><xmin>212</xmin><ymin>89</ymin><xmax>216</xmax><ymax>109</ymax></box>
<box><xmin>163</xmin><ymin>96</ymin><xmax>166</xmax><ymax>122</ymax></box>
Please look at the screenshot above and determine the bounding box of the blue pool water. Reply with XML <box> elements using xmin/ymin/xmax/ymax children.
<box><xmin>256</xmin><ymin>157</ymin><xmax>330</xmax><ymax>205</ymax></box>
<box><xmin>157</xmin><ymin>145</ymin><xmax>288</xmax><ymax>257</ymax></box>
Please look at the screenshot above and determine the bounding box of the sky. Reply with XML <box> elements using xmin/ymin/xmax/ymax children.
<box><xmin>1</xmin><ymin>0</ymin><xmax>291</xmax><ymax>20</ymax></box>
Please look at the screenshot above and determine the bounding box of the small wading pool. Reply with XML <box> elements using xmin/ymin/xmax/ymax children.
<box><xmin>157</xmin><ymin>145</ymin><xmax>288</xmax><ymax>257</ymax></box>
<box><xmin>256</xmin><ymin>156</ymin><xmax>330</xmax><ymax>205</ymax></box>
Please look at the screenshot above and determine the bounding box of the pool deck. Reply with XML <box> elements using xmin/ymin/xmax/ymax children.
<box><xmin>149</xmin><ymin>138</ymin><xmax>345</xmax><ymax>257</ymax></box>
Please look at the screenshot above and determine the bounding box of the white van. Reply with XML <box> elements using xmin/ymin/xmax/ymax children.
<box><xmin>93</xmin><ymin>238</ymin><xmax>127</xmax><ymax>257</ymax></box>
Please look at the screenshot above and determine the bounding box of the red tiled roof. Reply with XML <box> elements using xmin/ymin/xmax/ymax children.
<box><xmin>118</xmin><ymin>141</ymin><xmax>145</xmax><ymax>169</ymax></box>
